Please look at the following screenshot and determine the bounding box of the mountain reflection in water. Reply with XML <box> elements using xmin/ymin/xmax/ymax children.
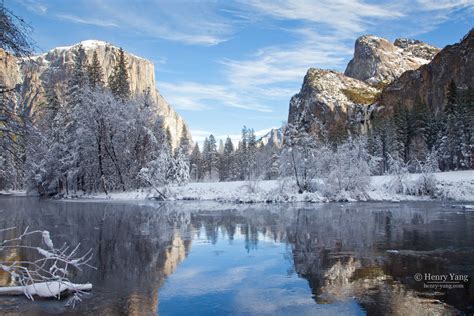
<box><xmin>0</xmin><ymin>197</ymin><xmax>472</xmax><ymax>315</ymax></box>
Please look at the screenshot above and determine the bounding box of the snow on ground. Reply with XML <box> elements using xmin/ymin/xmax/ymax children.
<box><xmin>79</xmin><ymin>170</ymin><xmax>474</xmax><ymax>203</ymax></box>
<box><xmin>0</xmin><ymin>190</ymin><xmax>27</xmax><ymax>196</ymax></box>
<box><xmin>368</xmin><ymin>170</ymin><xmax>474</xmax><ymax>202</ymax></box>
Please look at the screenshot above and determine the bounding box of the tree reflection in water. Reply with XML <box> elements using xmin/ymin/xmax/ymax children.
<box><xmin>0</xmin><ymin>197</ymin><xmax>472</xmax><ymax>315</ymax></box>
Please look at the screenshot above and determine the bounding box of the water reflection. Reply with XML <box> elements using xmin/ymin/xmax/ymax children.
<box><xmin>0</xmin><ymin>197</ymin><xmax>472</xmax><ymax>315</ymax></box>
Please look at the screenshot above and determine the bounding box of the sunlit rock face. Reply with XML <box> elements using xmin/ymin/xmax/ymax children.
<box><xmin>287</xmin><ymin>68</ymin><xmax>379</xmax><ymax>132</ymax></box>
<box><xmin>380</xmin><ymin>29</ymin><xmax>474</xmax><ymax>114</ymax></box>
<box><xmin>287</xmin><ymin>33</ymin><xmax>440</xmax><ymax>136</ymax></box>
<box><xmin>5</xmin><ymin>40</ymin><xmax>192</xmax><ymax>148</ymax></box>
<box><xmin>345</xmin><ymin>35</ymin><xmax>439</xmax><ymax>86</ymax></box>
<box><xmin>0</xmin><ymin>50</ymin><xmax>21</xmax><ymax>91</ymax></box>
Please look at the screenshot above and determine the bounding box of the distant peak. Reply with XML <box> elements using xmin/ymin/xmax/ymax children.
<box><xmin>356</xmin><ymin>34</ymin><xmax>387</xmax><ymax>42</ymax></box>
<box><xmin>52</xmin><ymin>40</ymin><xmax>111</xmax><ymax>52</ymax></box>
<box><xmin>394</xmin><ymin>38</ymin><xmax>424</xmax><ymax>48</ymax></box>
<box><xmin>78</xmin><ymin>40</ymin><xmax>110</xmax><ymax>48</ymax></box>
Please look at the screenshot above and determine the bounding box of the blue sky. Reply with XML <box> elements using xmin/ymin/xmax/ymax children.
<box><xmin>8</xmin><ymin>0</ymin><xmax>474</xmax><ymax>144</ymax></box>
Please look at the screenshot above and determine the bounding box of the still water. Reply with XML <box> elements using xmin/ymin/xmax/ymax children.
<box><xmin>0</xmin><ymin>197</ymin><xmax>473</xmax><ymax>315</ymax></box>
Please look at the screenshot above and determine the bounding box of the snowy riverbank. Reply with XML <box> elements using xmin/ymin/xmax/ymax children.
<box><xmin>63</xmin><ymin>170</ymin><xmax>474</xmax><ymax>203</ymax></box>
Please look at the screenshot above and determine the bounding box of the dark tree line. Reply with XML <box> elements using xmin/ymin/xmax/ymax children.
<box><xmin>368</xmin><ymin>81</ymin><xmax>473</xmax><ymax>174</ymax></box>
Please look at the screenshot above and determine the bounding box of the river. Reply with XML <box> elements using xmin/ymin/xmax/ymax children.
<box><xmin>0</xmin><ymin>197</ymin><xmax>473</xmax><ymax>315</ymax></box>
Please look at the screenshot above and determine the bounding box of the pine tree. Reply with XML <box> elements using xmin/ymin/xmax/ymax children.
<box><xmin>367</xmin><ymin>117</ymin><xmax>396</xmax><ymax>175</ymax></box>
<box><xmin>220</xmin><ymin>137</ymin><xmax>234</xmax><ymax>181</ymax></box>
<box><xmin>87</xmin><ymin>50</ymin><xmax>104</xmax><ymax>89</ymax></box>
<box><xmin>189</xmin><ymin>144</ymin><xmax>202</xmax><ymax>182</ymax></box>
<box><xmin>165</xmin><ymin>128</ymin><xmax>173</xmax><ymax>151</ymax></box>
<box><xmin>445</xmin><ymin>80</ymin><xmax>457</xmax><ymax>115</ymax></box>
<box><xmin>108</xmin><ymin>48</ymin><xmax>130</xmax><ymax>100</ymax></box>
<box><xmin>438</xmin><ymin>81</ymin><xmax>471</xmax><ymax>170</ymax></box>
<box><xmin>61</xmin><ymin>44</ymin><xmax>89</xmax><ymax>193</ymax></box>
<box><xmin>239</xmin><ymin>126</ymin><xmax>249</xmax><ymax>180</ymax></box>
<box><xmin>393</xmin><ymin>103</ymin><xmax>415</xmax><ymax>163</ymax></box>
<box><xmin>247</xmin><ymin>128</ymin><xmax>257</xmax><ymax>179</ymax></box>
<box><xmin>208</xmin><ymin>134</ymin><xmax>219</xmax><ymax>181</ymax></box>
<box><xmin>178</xmin><ymin>125</ymin><xmax>192</xmax><ymax>155</ymax></box>
<box><xmin>268</xmin><ymin>151</ymin><xmax>280</xmax><ymax>179</ymax></box>
<box><xmin>201</xmin><ymin>137</ymin><xmax>210</xmax><ymax>180</ymax></box>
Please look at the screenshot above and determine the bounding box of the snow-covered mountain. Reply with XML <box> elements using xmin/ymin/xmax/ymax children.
<box><xmin>4</xmin><ymin>40</ymin><xmax>191</xmax><ymax>148</ymax></box>
<box><xmin>288</xmin><ymin>68</ymin><xmax>379</xmax><ymax>132</ymax></box>
<box><xmin>380</xmin><ymin>29</ymin><xmax>474</xmax><ymax>113</ymax></box>
<box><xmin>257</xmin><ymin>128</ymin><xmax>284</xmax><ymax>149</ymax></box>
<box><xmin>287</xmin><ymin>33</ymin><xmax>442</xmax><ymax>134</ymax></box>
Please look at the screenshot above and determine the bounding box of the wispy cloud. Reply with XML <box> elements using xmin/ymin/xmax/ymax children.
<box><xmin>13</xmin><ymin>0</ymin><xmax>47</xmax><ymax>14</ymax></box>
<box><xmin>89</xmin><ymin>0</ymin><xmax>235</xmax><ymax>46</ymax></box>
<box><xmin>56</xmin><ymin>13</ymin><xmax>118</xmax><ymax>27</ymax></box>
<box><xmin>158</xmin><ymin>81</ymin><xmax>273</xmax><ymax>112</ymax></box>
<box><xmin>242</xmin><ymin>0</ymin><xmax>403</xmax><ymax>36</ymax></box>
<box><xmin>415</xmin><ymin>0</ymin><xmax>473</xmax><ymax>11</ymax></box>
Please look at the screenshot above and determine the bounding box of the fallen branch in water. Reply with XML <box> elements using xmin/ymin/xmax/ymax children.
<box><xmin>0</xmin><ymin>227</ymin><xmax>94</xmax><ymax>306</ymax></box>
<box><xmin>0</xmin><ymin>281</ymin><xmax>92</xmax><ymax>297</ymax></box>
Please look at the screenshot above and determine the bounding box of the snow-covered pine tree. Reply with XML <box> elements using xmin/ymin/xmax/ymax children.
<box><xmin>267</xmin><ymin>151</ymin><xmax>280</xmax><ymax>180</ymax></box>
<box><xmin>238</xmin><ymin>126</ymin><xmax>249</xmax><ymax>180</ymax></box>
<box><xmin>87</xmin><ymin>50</ymin><xmax>104</xmax><ymax>89</ymax></box>
<box><xmin>108</xmin><ymin>47</ymin><xmax>130</xmax><ymax>100</ymax></box>
<box><xmin>218</xmin><ymin>139</ymin><xmax>224</xmax><ymax>154</ymax></box>
<box><xmin>178</xmin><ymin>125</ymin><xmax>192</xmax><ymax>155</ymax></box>
<box><xmin>367</xmin><ymin>117</ymin><xmax>396</xmax><ymax>175</ymax></box>
<box><xmin>201</xmin><ymin>137</ymin><xmax>210</xmax><ymax>180</ymax></box>
<box><xmin>457</xmin><ymin>86</ymin><xmax>473</xmax><ymax>169</ymax></box>
<box><xmin>169</xmin><ymin>148</ymin><xmax>190</xmax><ymax>186</ymax></box>
<box><xmin>189</xmin><ymin>144</ymin><xmax>202</xmax><ymax>182</ymax></box>
<box><xmin>220</xmin><ymin>137</ymin><xmax>234</xmax><ymax>181</ymax></box>
<box><xmin>207</xmin><ymin>134</ymin><xmax>219</xmax><ymax>181</ymax></box>
<box><xmin>247</xmin><ymin>128</ymin><xmax>257</xmax><ymax>179</ymax></box>
<box><xmin>61</xmin><ymin>44</ymin><xmax>89</xmax><ymax>193</ymax></box>
<box><xmin>438</xmin><ymin>81</ymin><xmax>471</xmax><ymax>170</ymax></box>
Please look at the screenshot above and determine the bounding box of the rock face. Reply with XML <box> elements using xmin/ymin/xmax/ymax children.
<box><xmin>287</xmin><ymin>33</ymin><xmax>442</xmax><ymax>134</ymax></box>
<box><xmin>258</xmin><ymin>128</ymin><xmax>284</xmax><ymax>149</ymax></box>
<box><xmin>0</xmin><ymin>50</ymin><xmax>21</xmax><ymax>92</ymax></box>
<box><xmin>3</xmin><ymin>40</ymin><xmax>191</xmax><ymax>148</ymax></box>
<box><xmin>288</xmin><ymin>68</ymin><xmax>379</xmax><ymax>131</ymax></box>
<box><xmin>380</xmin><ymin>29</ymin><xmax>474</xmax><ymax>113</ymax></box>
<box><xmin>345</xmin><ymin>35</ymin><xmax>439</xmax><ymax>85</ymax></box>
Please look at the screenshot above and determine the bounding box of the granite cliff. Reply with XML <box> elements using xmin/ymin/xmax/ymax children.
<box><xmin>345</xmin><ymin>35</ymin><xmax>439</xmax><ymax>86</ymax></box>
<box><xmin>1</xmin><ymin>40</ymin><xmax>191</xmax><ymax>148</ymax></box>
<box><xmin>379</xmin><ymin>29</ymin><xmax>473</xmax><ymax>113</ymax></box>
<box><xmin>287</xmin><ymin>32</ymin><xmax>445</xmax><ymax>134</ymax></box>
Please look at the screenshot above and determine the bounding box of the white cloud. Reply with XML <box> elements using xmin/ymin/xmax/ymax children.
<box><xmin>56</xmin><ymin>13</ymin><xmax>118</xmax><ymax>27</ymax></box>
<box><xmin>241</xmin><ymin>0</ymin><xmax>403</xmax><ymax>36</ymax></box>
<box><xmin>14</xmin><ymin>0</ymin><xmax>47</xmax><ymax>14</ymax></box>
<box><xmin>415</xmin><ymin>0</ymin><xmax>473</xmax><ymax>10</ymax></box>
<box><xmin>158</xmin><ymin>81</ymin><xmax>273</xmax><ymax>112</ymax></box>
<box><xmin>220</xmin><ymin>0</ymin><xmax>404</xmax><ymax>93</ymax></box>
<box><xmin>90</xmin><ymin>0</ymin><xmax>235</xmax><ymax>46</ymax></box>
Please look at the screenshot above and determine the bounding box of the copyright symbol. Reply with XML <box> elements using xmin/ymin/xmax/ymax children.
<box><xmin>414</xmin><ymin>273</ymin><xmax>423</xmax><ymax>281</ymax></box>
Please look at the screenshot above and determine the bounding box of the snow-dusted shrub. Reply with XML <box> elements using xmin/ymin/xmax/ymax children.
<box><xmin>410</xmin><ymin>151</ymin><xmax>439</xmax><ymax>196</ymax></box>
<box><xmin>242</xmin><ymin>178</ymin><xmax>261</xmax><ymax>194</ymax></box>
<box><xmin>0</xmin><ymin>227</ymin><xmax>94</xmax><ymax>306</ymax></box>
<box><xmin>322</xmin><ymin>137</ymin><xmax>372</xmax><ymax>199</ymax></box>
<box><xmin>387</xmin><ymin>155</ymin><xmax>410</xmax><ymax>194</ymax></box>
<box><xmin>167</xmin><ymin>149</ymin><xmax>190</xmax><ymax>186</ymax></box>
<box><xmin>275</xmin><ymin>177</ymin><xmax>298</xmax><ymax>195</ymax></box>
<box><xmin>138</xmin><ymin>154</ymin><xmax>170</xmax><ymax>200</ymax></box>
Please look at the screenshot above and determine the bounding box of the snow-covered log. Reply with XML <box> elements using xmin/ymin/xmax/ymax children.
<box><xmin>0</xmin><ymin>281</ymin><xmax>92</xmax><ymax>298</ymax></box>
<box><xmin>0</xmin><ymin>227</ymin><xmax>95</xmax><ymax>304</ymax></box>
